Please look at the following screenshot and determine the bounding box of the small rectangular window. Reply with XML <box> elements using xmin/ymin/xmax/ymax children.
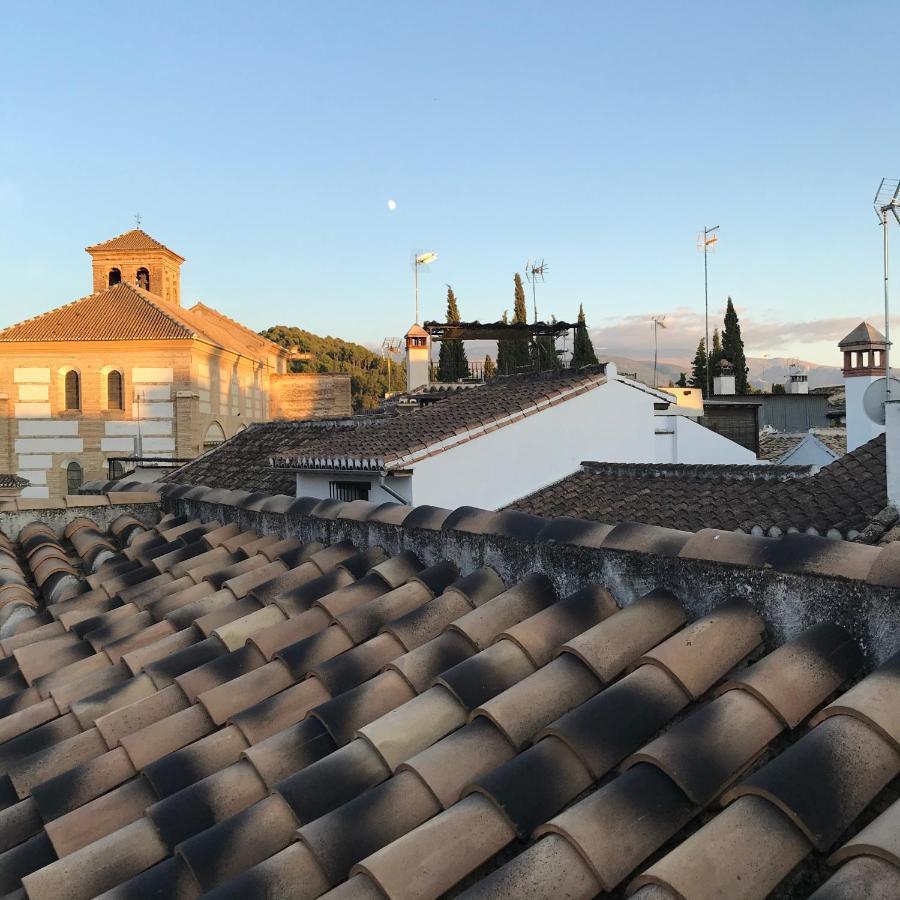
<box><xmin>329</xmin><ymin>481</ymin><xmax>370</xmax><ymax>502</ymax></box>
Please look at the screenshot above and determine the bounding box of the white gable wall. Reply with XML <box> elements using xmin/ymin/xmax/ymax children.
<box><xmin>408</xmin><ymin>378</ymin><xmax>656</xmax><ymax>509</ymax></box>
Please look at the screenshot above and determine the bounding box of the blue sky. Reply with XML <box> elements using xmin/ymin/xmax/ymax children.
<box><xmin>1</xmin><ymin>1</ymin><xmax>899</xmax><ymax>365</ymax></box>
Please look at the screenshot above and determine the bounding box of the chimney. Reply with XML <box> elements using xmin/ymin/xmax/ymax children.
<box><xmin>712</xmin><ymin>358</ymin><xmax>735</xmax><ymax>395</ymax></box>
<box><xmin>785</xmin><ymin>371</ymin><xmax>808</xmax><ymax>394</ymax></box>
<box><xmin>839</xmin><ymin>321</ymin><xmax>887</xmax><ymax>451</ymax></box>
<box><xmin>405</xmin><ymin>324</ymin><xmax>431</xmax><ymax>392</ymax></box>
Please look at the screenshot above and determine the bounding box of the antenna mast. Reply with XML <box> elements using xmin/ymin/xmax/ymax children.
<box><xmin>874</xmin><ymin>179</ymin><xmax>900</xmax><ymax>400</ymax></box>
<box><xmin>525</xmin><ymin>259</ymin><xmax>548</xmax><ymax>323</ymax></box>
<box><xmin>651</xmin><ymin>315</ymin><xmax>667</xmax><ymax>388</ymax></box>
<box><xmin>697</xmin><ymin>226</ymin><xmax>719</xmax><ymax>397</ymax></box>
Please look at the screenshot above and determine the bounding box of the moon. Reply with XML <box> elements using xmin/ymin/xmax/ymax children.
<box><xmin>387</xmin><ymin>199</ymin><xmax>397</xmax><ymax>211</ymax></box>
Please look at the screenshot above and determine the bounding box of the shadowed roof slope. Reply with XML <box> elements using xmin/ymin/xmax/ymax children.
<box><xmin>510</xmin><ymin>434</ymin><xmax>887</xmax><ymax>538</ymax></box>
<box><xmin>272</xmin><ymin>367</ymin><xmax>608</xmax><ymax>471</ymax></box>
<box><xmin>163</xmin><ymin>419</ymin><xmax>372</xmax><ymax>494</ymax></box>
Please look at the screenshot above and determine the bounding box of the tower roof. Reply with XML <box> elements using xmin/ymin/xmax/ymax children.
<box><xmin>85</xmin><ymin>229</ymin><xmax>184</xmax><ymax>261</ymax></box>
<box><xmin>405</xmin><ymin>323</ymin><xmax>429</xmax><ymax>338</ymax></box>
<box><xmin>839</xmin><ymin>321</ymin><xmax>886</xmax><ymax>348</ymax></box>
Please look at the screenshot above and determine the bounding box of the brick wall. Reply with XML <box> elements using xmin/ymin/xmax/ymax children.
<box><xmin>269</xmin><ymin>373</ymin><xmax>351</xmax><ymax>419</ymax></box>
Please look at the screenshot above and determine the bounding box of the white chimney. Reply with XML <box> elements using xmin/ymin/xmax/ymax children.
<box><xmin>785</xmin><ymin>372</ymin><xmax>809</xmax><ymax>394</ymax></box>
<box><xmin>712</xmin><ymin>358</ymin><xmax>735</xmax><ymax>395</ymax></box>
<box><xmin>840</xmin><ymin>321</ymin><xmax>887</xmax><ymax>451</ymax></box>
<box><xmin>405</xmin><ymin>324</ymin><xmax>431</xmax><ymax>392</ymax></box>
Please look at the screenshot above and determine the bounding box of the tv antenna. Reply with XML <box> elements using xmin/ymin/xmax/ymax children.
<box><xmin>874</xmin><ymin>179</ymin><xmax>900</xmax><ymax>400</ymax></box>
<box><xmin>411</xmin><ymin>251</ymin><xmax>438</xmax><ymax>324</ymax></box>
<box><xmin>381</xmin><ymin>337</ymin><xmax>402</xmax><ymax>395</ymax></box>
<box><xmin>525</xmin><ymin>259</ymin><xmax>548</xmax><ymax>323</ymax></box>
<box><xmin>697</xmin><ymin>226</ymin><xmax>719</xmax><ymax>397</ymax></box>
<box><xmin>651</xmin><ymin>315</ymin><xmax>667</xmax><ymax>388</ymax></box>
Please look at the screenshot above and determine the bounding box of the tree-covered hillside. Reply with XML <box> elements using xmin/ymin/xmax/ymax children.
<box><xmin>261</xmin><ymin>325</ymin><xmax>406</xmax><ymax>411</ymax></box>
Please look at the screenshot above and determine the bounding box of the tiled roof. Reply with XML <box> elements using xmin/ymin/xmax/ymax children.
<box><xmin>0</xmin><ymin>475</ymin><xmax>29</xmax><ymax>489</ymax></box>
<box><xmin>0</xmin><ymin>283</ymin><xmax>265</xmax><ymax>359</ymax></box>
<box><xmin>510</xmin><ymin>434</ymin><xmax>887</xmax><ymax>539</ymax></box>
<box><xmin>272</xmin><ymin>368</ymin><xmax>608</xmax><ymax>471</ymax></box>
<box><xmin>85</xmin><ymin>229</ymin><xmax>182</xmax><ymax>258</ymax></box>
<box><xmin>839</xmin><ymin>321</ymin><xmax>886</xmax><ymax>346</ymax></box>
<box><xmin>163</xmin><ymin>419</ymin><xmax>376</xmax><ymax>495</ymax></box>
<box><xmin>758</xmin><ymin>428</ymin><xmax>847</xmax><ymax>463</ymax></box>
<box><xmin>0</xmin><ymin>484</ymin><xmax>897</xmax><ymax>900</ymax></box>
<box><xmin>758</xmin><ymin>433</ymin><xmax>804</xmax><ymax>462</ymax></box>
<box><xmin>0</xmin><ymin>282</ymin><xmax>198</xmax><ymax>343</ymax></box>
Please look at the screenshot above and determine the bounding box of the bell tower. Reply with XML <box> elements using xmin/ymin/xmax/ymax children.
<box><xmin>86</xmin><ymin>229</ymin><xmax>185</xmax><ymax>305</ymax></box>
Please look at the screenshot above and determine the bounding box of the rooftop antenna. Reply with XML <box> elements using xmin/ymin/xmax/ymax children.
<box><xmin>381</xmin><ymin>337</ymin><xmax>402</xmax><ymax>394</ymax></box>
<box><xmin>134</xmin><ymin>212</ymin><xmax>142</xmax><ymax>229</ymax></box>
<box><xmin>525</xmin><ymin>259</ymin><xmax>548</xmax><ymax>323</ymax></box>
<box><xmin>651</xmin><ymin>315</ymin><xmax>667</xmax><ymax>388</ymax></box>
<box><xmin>874</xmin><ymin>179</ymin><xmax>900</xmax><ymax>400</ymax></box>
<box><xmin>412</xmin><ymin>251</ymin><xmax>438</xmax><ymax>324</ymax></box>
<box><xmin>697</xmin><ymin>226</ymin><xmax>719</xmax><ymax>397</ymax></box>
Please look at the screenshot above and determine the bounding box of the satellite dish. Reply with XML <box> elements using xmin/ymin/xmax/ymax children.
<box><xmin>862</xmin><ymin>377</ymin><xmax>900</xmax><ymax>424</ymax></box>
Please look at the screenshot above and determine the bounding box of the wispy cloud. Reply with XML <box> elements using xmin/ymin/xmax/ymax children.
<box><xmin>588</xmin><ymin>307</ymin><xmax>884</xmax><ymax>365</ymax></box>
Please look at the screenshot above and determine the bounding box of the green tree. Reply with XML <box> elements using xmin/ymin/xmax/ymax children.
<box><xmin>436</xmin><ymin>285</ymin><xmax>470</xmax><ymax>382</ymax></box>
<box><xmin>533</xmin><ymin>316</ymin><xmax>562</xmax><ymax>373</ymax></box>
<box><xmin>772</xmin><ymin>382</ymin><xmax>786</xmax><ymax>394</ymax></box>
<box><xmin>496</xmin><ymin>311</ymin><xmax>513</xmax><ymax>376</ymax></box>
<box><xmin>676</xmin><ymin>372</ymin><xmax>688</xmax><ymax>387</ymax></box>
<box><xmin>722</xmin><ymin>297</ymin><xmax>749</xmax><ymax>393</ymax></box>
<box><xmin>690</xmin><ymin>338</ymin><xmax>708</xmax><ymax>396</ymax></box>
<box><xmin>510</xmin><ymin>273</ymin><xmax>532</xmax><ymax>371</ymax></box>
<box><xmin>483</xmin><ymin>355</ymin><xmax>497</xmax><ymax>379</ymax></box>
<box><xmin>260</xmin><ymin>325</ymin><xmax>405</xmax><ymax>411</ymax></box>
<box><xmin>571</xmin><ymin>303</ymin><xmax>599</xmax><ymax>369</ymax></box>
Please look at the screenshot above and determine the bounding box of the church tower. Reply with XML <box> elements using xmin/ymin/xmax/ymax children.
<box><xmin>85</xmin><ymin>229</ymin><xmax>185</xmax><ymax>305</ymax></box>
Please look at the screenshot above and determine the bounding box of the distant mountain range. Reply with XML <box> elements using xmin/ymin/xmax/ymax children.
<box><xmin>606</xmin><ymin>355</ymin><xmax>843</xmax><ymax>390</ymax></box>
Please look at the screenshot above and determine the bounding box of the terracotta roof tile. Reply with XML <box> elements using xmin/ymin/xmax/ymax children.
<box><xmin>0</xmin><ymin>492</ymin><xmax>899</xmax><ymax>900</ymax></box>
<box><xmin>85</xmin><ymin>229</ymin><xmax>181</xmax><ymax>256</ymax></box>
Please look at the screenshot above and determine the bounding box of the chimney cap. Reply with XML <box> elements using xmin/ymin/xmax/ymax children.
<box><xmin>839</xmin><ymin>321</ymin><xmax>887</xmax><ymax>348</ymax></box>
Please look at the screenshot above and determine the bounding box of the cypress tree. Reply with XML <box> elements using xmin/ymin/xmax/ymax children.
<box><xmin>571</xmin><ymin>303</ymin><xmax>599</xmax><ymax>369</ymax></box>
<box><xmin>511</xmin><ymin>273</ymin><xmax>531</xmax><ymax>371</ymax></box>
<box><xmin>722</xmin><ymin>297</ymin><xmax>749</xmax><ymax>393</ymax></box>
<box><xmin>676</xmin><ymin>372</ymin><xmax>687</xmax><ymax>387</ymax></box>
<box><xmin>496</xmin><ymin>311</ymin><xmax>512</xmax><ymax>375</ymax></box>
<box><xmin>483</xmin><ymin>355</ymin><xmax>497</xmax><ymax>380</ymax></box>
<box><xmin>437</xmin><ymin>285</ymin><xmax>470</xmax><ymax>382</ymax></box>
<box><xmin>690</xmin><ymin>338</ymin><xmax>708</xmax><ymax>396</ymax></box>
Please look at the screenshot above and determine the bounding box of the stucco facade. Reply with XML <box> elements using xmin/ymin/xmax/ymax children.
<box><xmin>0</xmin><ymin>230</ymin><xmax>350</xmax><ymax>498</ymax></box>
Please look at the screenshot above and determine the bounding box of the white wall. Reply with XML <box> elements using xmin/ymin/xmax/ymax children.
<box><xmin>295</xmin><ymin>472</ymin><xmax>412</xmax><ymax>505</ymax></box>
<box><xmin>407</xmin><ymin>379</ymin><xmax>657</xmax><ymax>509</ymax></box>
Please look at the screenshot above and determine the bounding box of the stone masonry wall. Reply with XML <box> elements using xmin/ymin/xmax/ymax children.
<box><xmin>269</xmin><ymin>373</ymin><xmax>352</xmax><ymax>419</ymax></box>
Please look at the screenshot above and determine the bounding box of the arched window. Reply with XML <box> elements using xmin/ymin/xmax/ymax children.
<box><xmin>66</xmin><ymin>461</ymin><xmax>83</xmax><ymax>495</ymax></box>
<box><xmin>203</xmin><ymin>421</ymin><xmax>226</xmax><ymax>448</ymax></box>
<box><xmin>107</xmin><ymin>370</ymin><xmax>124</xmax><ymax>410</ymax></box>
<box><xmin>136</xmin><ymin>268</ymin><xmax>150</xmax><ymax>291</ymax></box>
<box><xmin>108</xmin><ymin>268</ymin><xmax>122</xmax><ymax>287</ymax></box>
<box><xmin>64</xmin><ymin>370</ymin><xmax>80</xmax><ymax>410</ymax></box>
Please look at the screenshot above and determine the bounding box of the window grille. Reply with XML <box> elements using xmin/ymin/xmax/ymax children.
<box><xmin>66</xmin><ymin>461</ymin><xmax>83</xmax><ymax>494</ymax></box>
<box><xmin>329</xmin><ymin>481</ymin><xmax>370</xmax><ymax>502</ymax></box>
